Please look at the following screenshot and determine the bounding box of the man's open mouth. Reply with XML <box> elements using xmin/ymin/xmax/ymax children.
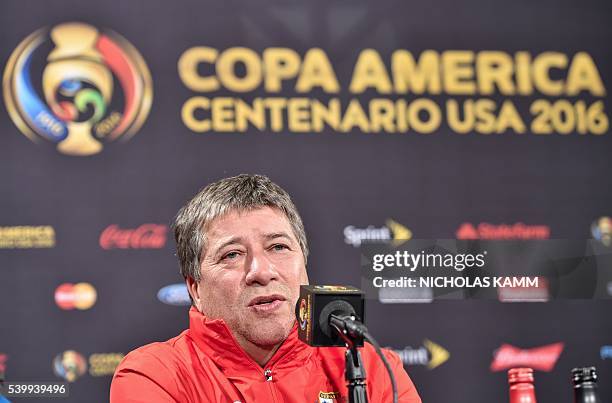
<box><xmin>248</xmin><ymin>294</ymin><xmax>286</xmax><ymax>307</ymax></box>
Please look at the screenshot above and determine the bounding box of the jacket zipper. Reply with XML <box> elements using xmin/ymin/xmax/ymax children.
<box><xmin>263</xmin><ymin>367</ymin><xmax>279</xmax><ymax>403</ymax></box>
<box><xmin>219</xmin><ymin>326</ymin><xmax>283</xmax><ymax>402</ymax></box>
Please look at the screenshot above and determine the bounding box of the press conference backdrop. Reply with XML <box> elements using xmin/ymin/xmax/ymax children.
<box><xmin>0</xmin><ymin>0</ymin><xmax>611</xmax><ymax>402</ymax></box>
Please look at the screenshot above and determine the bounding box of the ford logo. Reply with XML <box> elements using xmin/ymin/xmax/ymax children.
<box><xmin>157</xmin><ymin>284</ymin><xmax>191</xmax><ymax>306</ymax></box>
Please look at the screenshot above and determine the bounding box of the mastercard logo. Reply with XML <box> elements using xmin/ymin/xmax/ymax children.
<box><xmin>55</xmin><ymin>282</ymin><xmax>97</xmax><ymax>310</ymax></box>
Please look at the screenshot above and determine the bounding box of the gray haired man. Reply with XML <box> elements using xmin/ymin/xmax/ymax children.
<box><xmin>111</xmin><ymin>174</ymin><xmax>421</xmax><ymax>403</ymax></box>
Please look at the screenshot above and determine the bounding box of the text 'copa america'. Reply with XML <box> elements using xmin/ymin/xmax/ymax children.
<box><xmin>179</xmin><ymin>48</ymin><xmax>607</xmax><ymax>135</ymax></box>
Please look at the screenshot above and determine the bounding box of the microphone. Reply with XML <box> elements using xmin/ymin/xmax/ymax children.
<box><xmin>295</xmin><ymin>285</ymin><xmax>399</xmax><ymax>403</ymax></box>
<box><xmin>295</xmin><ymin>285</ymin><xmax>365</xmax><ymax>347</ymax></box>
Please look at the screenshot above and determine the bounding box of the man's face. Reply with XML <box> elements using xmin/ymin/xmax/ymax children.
<box><xmin>194</xmin><ymin>206</ymin><xmax>308</xmax><ymax>347</ymax></box>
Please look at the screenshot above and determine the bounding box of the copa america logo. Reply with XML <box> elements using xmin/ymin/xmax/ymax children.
<box><xmin>3</xmin><ymin>22</ymin><xmax>153</xmax><ymax>156</ymax></box>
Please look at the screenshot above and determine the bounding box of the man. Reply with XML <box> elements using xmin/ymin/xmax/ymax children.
<box><xmin>111</xmin><ymin>174</ymin><xmax>421</xmax><ymax>402</ymax></box>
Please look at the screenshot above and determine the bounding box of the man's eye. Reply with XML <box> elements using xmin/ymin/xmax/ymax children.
<box><xmin>271</xmin><ymin>244</ymin><xmax>288</xmax><ymax>251</ymax></box>
<box><xmin>222</xmin><ymin>251</ymin><xmax>240</xmax><ymax>260</ymax></box>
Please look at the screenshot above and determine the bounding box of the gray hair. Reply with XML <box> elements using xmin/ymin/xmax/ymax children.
<box><xmin>173</xmin><ymin>174</ymin><xmax>309</xmax><ymax>281</ymax></box>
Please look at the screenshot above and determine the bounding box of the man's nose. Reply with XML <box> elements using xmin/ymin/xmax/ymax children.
<box><xmin>245</xmin><ymin>249</ymin><xmax>279</xmax><ymax>286</ymax></box>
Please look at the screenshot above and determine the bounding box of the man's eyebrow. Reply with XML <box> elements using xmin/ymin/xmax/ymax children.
<box><xmin>211</xmin><ymin>237</ymin><xmax>243</xmax><ymax>256</ymax></box>
<box><xmin>263</xmin><ymin>232</ymin><xmax>293</xmax><ymax>242</ymax></box>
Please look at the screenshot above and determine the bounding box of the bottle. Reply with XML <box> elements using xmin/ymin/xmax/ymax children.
<box><xmin>508</xmin><ymin>367</ymin><xmax>537</xmax><ymax>403</ymax></box>
<box><xmin>572</xmin><ymin>366</ymin><xmax>600</xmax><ymax>403</ymax></box>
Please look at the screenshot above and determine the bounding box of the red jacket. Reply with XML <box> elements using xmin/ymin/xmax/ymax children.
<box><xmin>111</xmin><ymin>308</ymin><xmax>421</xmax><ymax>403</ymax></box>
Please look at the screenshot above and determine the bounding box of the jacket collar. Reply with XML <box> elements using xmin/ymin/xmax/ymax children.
<box><xmin>187</xmin><ymin>306</ymin><xmax>312</xmax><ymax>376</ymax></box>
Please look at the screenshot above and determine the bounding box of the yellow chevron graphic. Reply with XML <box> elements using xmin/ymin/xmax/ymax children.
<box><xmin>386</xmin><ymin>219</ymin><xmax>412</xmax><ymax>246</ymax></box>
<box><xmin>424</xmin><ymin>339</ymin><xmax>450</xmax><ymax>369</ymax></box>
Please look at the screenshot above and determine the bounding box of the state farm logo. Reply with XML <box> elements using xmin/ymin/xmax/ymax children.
<box><xmin>99</xmin><ymin>224</ymin><xmax>167</xmax><ymax>249</ymax></box>
<box><xmin>55</xmin><ymin>283</ymin><xmax>97</xmax><ymax>310</ymax></box>
<box><xmin>344</xmin><ymin>219</ymin><xmax>411</xmax><ymax>247</ymax></box>
<box><xmin>456</xmin><ymin>222</ymin><xmax>550</xmax><ymax>240</ymax></box>
<box><xmin>392</xmin><ymin>339</ymin><xmax>449</xmax><ymax>370</ymax></box>
<box><xmin>490</xmin><ymin>342</ymin><xmax>564</xmax><ymax>372</ymax></box>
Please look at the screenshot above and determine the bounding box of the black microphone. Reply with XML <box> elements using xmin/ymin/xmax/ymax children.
<box><xmin>295</xmin><ymin>285</ymin><xmax>365</xmax><ymax>347</ymax></box>
<box><xmin>296</xmin><ymin>285</ymin><xmax>399</xmax><ymax>403</ymax></box>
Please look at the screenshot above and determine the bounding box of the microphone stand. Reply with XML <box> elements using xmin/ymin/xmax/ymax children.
<box><xmin>331</xmin><ymin>316</ymin><xmax>368</xmax><ymax>403</ymax></box>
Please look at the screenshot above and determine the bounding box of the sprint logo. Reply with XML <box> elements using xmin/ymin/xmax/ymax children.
<box><xmin>392</xmin><ymin>339</ymin><xmax>450</xmax><ymax>370</ymax></box>
<box><xmin>343</xmin><ymin>219</ymin><xmax>412</xmax><ymax>247</ymax></box>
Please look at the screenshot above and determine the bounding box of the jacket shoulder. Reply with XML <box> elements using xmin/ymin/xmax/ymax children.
<box><xmin>119</xmin><ymin>331</ymin><xmax>190</xmax><ymax>370</ymax></box>
<box><xmin>110</xmin><ymin>331</ymin><xmax>194</xmax><ymax>402</ymax></box>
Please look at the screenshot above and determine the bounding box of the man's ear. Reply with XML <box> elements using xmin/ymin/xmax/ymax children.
<box><xmin>186</xmin><ymin>277</ymin><xmax>202</xmax><ymax>311</ymax></box>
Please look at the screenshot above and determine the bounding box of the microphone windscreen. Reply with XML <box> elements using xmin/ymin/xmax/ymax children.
<box><xmin>295</xmin><ymin>285</ymin><xmax>364</xmax><ymax>347</ymax></box>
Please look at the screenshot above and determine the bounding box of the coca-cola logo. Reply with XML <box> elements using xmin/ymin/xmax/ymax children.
<box><xmin>490</xmin><ymin>342</ymin><xmax>564</xmax><ymax>372</ymax></box>
<box><xmin>99</xmin><ymin>224</ymin><xmax>167</xmax><ymax>249</ymax></box>
<box><xmin>456</xmin><ymin>222</ymin><xmax>550</xmax><ymax>240</ymax></box>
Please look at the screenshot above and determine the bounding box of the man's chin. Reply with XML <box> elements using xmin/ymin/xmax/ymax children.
<box><xmin>242</xmin><ymin>320</ymin><xmax>293</xmax><ymax>347</ymax></box>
